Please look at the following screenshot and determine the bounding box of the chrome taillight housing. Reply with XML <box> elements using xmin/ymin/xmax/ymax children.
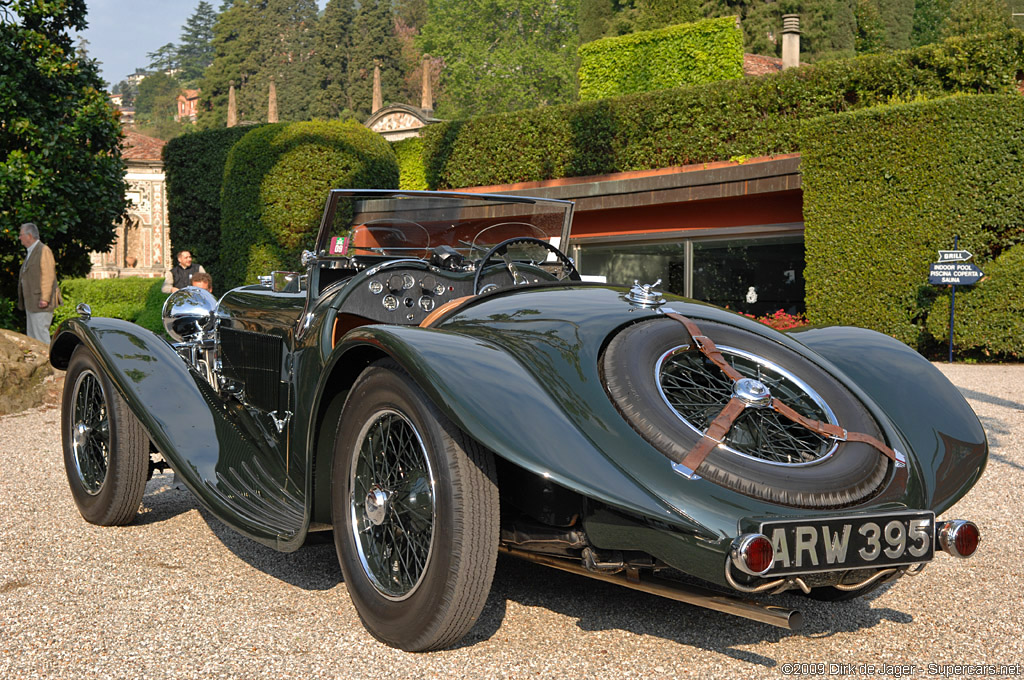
<box><xmin>730</xmin><ymin>533</ymin><xmax>775</xmax><ymax>576</ymax></box>
<box><xmin>937</xmin><ymin>520</ymin><xmax>980</xmax><ymax>558</ymax></box>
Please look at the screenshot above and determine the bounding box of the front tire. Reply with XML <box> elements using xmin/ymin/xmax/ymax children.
<box><xmin>61</xmin><ymin>344</ymin><xmax>149</xmax><ymax>526</ymax></box>
<box><xmin>332</xmin><ymin>360</ymin><xmax>499</xmax><ymax>651</ymax></box>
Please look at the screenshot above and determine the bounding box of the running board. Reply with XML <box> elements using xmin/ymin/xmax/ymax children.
<box><xmin>499</xmin><ymin>546</ymin><xmax>803</xmax><ymax>630</ymax></box>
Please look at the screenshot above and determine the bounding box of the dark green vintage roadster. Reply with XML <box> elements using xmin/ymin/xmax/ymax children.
<box><xmin>51</xmin><ymin>190</ymin><xmax>985</xmax><ymax>651</ymax></box>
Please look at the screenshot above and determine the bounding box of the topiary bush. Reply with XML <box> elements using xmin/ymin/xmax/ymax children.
<box><xmin>422</xmin><ymin>29</ymin><xmax>1024</xmax><ymax>190</ymax></box>
<box><xmin>578</xmin><ymin>16</ymin><xmax>744</xmax><ymax>100</ymax></box>
<box><xmin>163</xmin><ymin>126</ymin><xmax>262</xmax><ymax>284</ymax></box>
<box><xmin>924</xmin><ymin>245</ymin><xmax>1024</xmax><ymax>359</ymax></box>
<box><xmin>133</xmin><ymin>279</ymin><xmax>171</xmax><ymax>336</ymax></box>
<box><xmin>801</xmin><ymin>94</ymin><xmax>1024</xmax><ymax>354</ymax></box>
<box><xmin>392</xmin><ymin>137</ymin><xmax>427</xmax><ymax>191</ymax></box>
<box><xmin>219</xmin><ymin>120</ymin><xmax>399</xmax><ymax>290</ymax></box>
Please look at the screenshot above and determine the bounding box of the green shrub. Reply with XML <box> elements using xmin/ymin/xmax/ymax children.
<box><xmin>924</xmin><ymin>245</ymin><xmax>1024</xmax><ymax>359</ymax></box>
<box><xmin>578</xmin><ymin>16</ymin><xmax>744</xmax><ymax>100</ymax></box>
<box><xmin>133</xmin><ymin>279</ymin><xmax>171</xmax><ymax>336</ymax></box>
<box><xmin>219</xmin><ymin>120</ymin><xmax>399</xmax><ymax>290</ymax></box>
<box><xmin>422</xmin><ymin>29</ymin><xmax>1024</xmax><ymax>190</ymax></box>
<box><xmin>393</xmin><ymin>137</ymin><xmax>427</xmax><ymax>191</ymax></box>
<box><xmin>801</xmin><ymin>94</ymin><xmax>1024</xmax><ymax>354</ymax></box>
<box><xmin>51</xmin><ymin>277</ymin><xmax>161</xmax><ymax>331</ymax></box>
<box><xmin>163</xmin><ymin>126</ymin><xmax>264</xmax><ymax>284</ymax></box>
<box><xmin>0</xmin><ymin>297</ymin><xmax>18</xmax><ymax>331</ymax></box>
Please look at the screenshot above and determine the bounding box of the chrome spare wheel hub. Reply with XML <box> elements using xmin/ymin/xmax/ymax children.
<box><xmin>657</xmin><ymin>345</ymin><xmax>840</xmax><ymax>466</ymax></box>
<box><xmin>734</xmin><ymin>378</ymin><xmax>772</xmax><ymax>408</ymax></box>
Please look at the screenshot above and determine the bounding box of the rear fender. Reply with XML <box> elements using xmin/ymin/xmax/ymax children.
<box><xmin>325</xmin><ymin>325</ymin><xmax>700</xmax><ymax>532</ymax></box>
<box><xmin>790</xmin><ymin>325</ymin><xmax>987</xmax><ymax>512</ymax></box>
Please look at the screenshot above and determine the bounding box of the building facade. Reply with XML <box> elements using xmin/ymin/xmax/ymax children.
<box><xmin>88</xmin><ymin>131</ymin><xmax>170</xmax><ymax>281</ymax></box>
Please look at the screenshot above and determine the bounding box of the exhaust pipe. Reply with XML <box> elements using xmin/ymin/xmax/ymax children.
<box><xmin>500</xmin><ymin>546</ymin><xmax>803</xmax><ymax>630</ymax></box>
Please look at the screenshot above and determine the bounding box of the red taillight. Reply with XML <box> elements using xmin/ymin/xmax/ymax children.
<box><xmin>731</xmin><ymin>534</ymin><xmax>775</xmax><ymax>576</ymax></box>
<box><xmin>938</xmin><ymin>520</ymin><xmax>980</xmax><ymax>558</ymax></box>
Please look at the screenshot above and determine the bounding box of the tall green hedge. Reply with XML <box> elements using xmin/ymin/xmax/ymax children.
<box><xmin>422</xmin><ymin>30</ymin><xmax>1024</xmax><ymax>190</ymax></box>
<box><xmin>163</xmin><ymin>126</ymin><xmax>262</xmax><ymax>283</ymax></box>
<box><xmin>801</xmin><ymin>94</ymin><xmax>1024</xmax><ymax>355</ymax></box>
<box><xmin>392</xmin><ymin>137</ymin><xmax>427</xmax><ymax>190</ymax></box>
<box><xmin>219</xmin><ymin>120</ymin><xmax>399</xmax><ymax>290</ymax></box>
<box><xmin>924</xmin><ymin>245</ymin><xmax>1024</xmax><ymax>359</ymax></box>
<box><xmin>578</xmin><ymin>16</ymin><xmax>743</xmax><ymax>100</ymax></box>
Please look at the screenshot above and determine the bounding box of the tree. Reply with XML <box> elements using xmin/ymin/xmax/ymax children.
<box><xmin>349</xmin><ymin>0</ymin><xmax>405</xmax><ymax>116</ymax></box>
<box><xmin>912</xmin><ymin>0</ymin><xmax>955</xmax><ymax>45</ymax></box>
<box><xmin>135</xmin><ymin>71</ymin><xmax>182</xmax><ymax>127</ymax></box>
<box><xmin>855</xmin><ymin>0</ymin><xmax>887</xmax><ymax>51</ymax></box>
<box><xmin>178</xmin><ymin>1</ymin><xmax>218</xmax><ymax>82</ymax></box>
<box><xmin>197</xmin><ymin>0</ymin><xmax>318</xmax><ymax>128</ymax></box>
<box><xmin>877</xmin><ymin>0</ymin><xmax>915</xmax><ymax>48</ymax></box>
<box><xmin>941</xmin><ymin>0</ymin><xmax>1012</xmax><ymax>36</ymax></box>
<box><xmin>147</xmin><ymin>42</ymin><xmax>179</xmax><ymax>72</ymax></box>
<box><xmin>419</xmin><ymin>0</ymin><xmax>581</xmax><ymax>119</ymax></box>
<box><xmin>0</xmin><ymin>0</ymin><xmax>127</xmax><ymax>303</ymax></box>
<box><xmin>312</xmin><ymin>0</ymin><xmax>357</xmax><ymax>118</ymax></box>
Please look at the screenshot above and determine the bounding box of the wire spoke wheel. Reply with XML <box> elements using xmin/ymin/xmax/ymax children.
<box><xmin>70</xmin><ymin>369</ymin><xmax>112</xmax><ymax>494</ymax></box>
<box><xmin>658</xmin><ymin>346</ymin><xmax>838</xmax><ymax>466</ymax></box>
<box><xmin>333</xmin><ymin>360</ymin><xmax>500</xmax><ymax>651</ymax></box>
<box><xmin>61</xmin><ymin>345</ymin><xmax>149</xmax><ymax>526</ymax></box>
<box><xmin>351</xmin><ymin>410</ymin><xmax>436</xmax><ymax>600</ymax></box>
<box><xmin>603</xmin><ymin>318</ymin><xmax>888</xmax><ymax>508</ymax></box>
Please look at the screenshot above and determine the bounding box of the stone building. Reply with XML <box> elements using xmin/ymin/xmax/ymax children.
<box><xmin>88</xmin><ymin>130</ymin><xmax>170</xmax><ymax>280</ymax></box>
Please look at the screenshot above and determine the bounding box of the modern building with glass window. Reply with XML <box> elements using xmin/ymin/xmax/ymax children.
<box><xmin>462</xmin><ymin>153</ymin><xmax>805</xmax><ymax>316</ymax></box>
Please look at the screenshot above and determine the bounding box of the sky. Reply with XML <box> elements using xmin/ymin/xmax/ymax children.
<box><xmin>77</xmin><ymin>0</ymin><xmax>327</xmax><ymax>89</ymax></box>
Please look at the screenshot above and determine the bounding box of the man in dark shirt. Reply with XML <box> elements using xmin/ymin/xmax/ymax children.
<box><xmin>162</xmin><ymin>250</ymin><xmax>206</xmax><ymax>293</ymax></box>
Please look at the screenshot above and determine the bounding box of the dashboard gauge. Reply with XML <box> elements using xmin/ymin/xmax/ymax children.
<box><xmin>382</xmin><ymin>294</ymin><xmax>399</xmax><ymax>311</ymax></box>
<box><xmin>418</xmin><ymin>296</ymin><xmax>435</xmax><ymax>312</ymax></box>
<box><xmin>387</xmin><ymin>273</ymin><xmax>414</xmax><ymax>292</ymax></box>
<box><xmin>368</xmin><ymin>280</ymin><xmax>384</xmax><ymax>295</ymax></box>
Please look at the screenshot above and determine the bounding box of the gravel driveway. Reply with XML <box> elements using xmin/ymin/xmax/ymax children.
<box><xmin>1</xmin><ymin>364</ymin><xmax>1021</xmax><ymax>679</ymax></box>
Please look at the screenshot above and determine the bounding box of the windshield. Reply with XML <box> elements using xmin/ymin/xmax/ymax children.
<box><xmin>317</xmin><ymin>191</ymin><xmax>574</xmax><ymax>260</ymax></box>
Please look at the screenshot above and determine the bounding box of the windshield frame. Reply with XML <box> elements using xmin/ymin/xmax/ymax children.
<box><xmin>314</xmin><ymin>190</ymin><xmax>575</xmax><ymax>260</ymax></box>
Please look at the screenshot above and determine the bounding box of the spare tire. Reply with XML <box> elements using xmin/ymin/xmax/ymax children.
<box><xmin>602</xmin><ymin>318</ymin><xmax>889</xmax><ymax>508</ymax></box>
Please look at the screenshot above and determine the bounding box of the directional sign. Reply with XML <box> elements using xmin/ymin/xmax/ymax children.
<box><xmin>929</xmin><ymin>261</ymin><xmax>984</xmax><ymax>285</ymax></box>
<box><xmin>938</xmin><ymin>249</ymin><xmax>973</xmax><ymax>262</ymax></box>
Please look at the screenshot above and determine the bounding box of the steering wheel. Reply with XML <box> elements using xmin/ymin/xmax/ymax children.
<box><xmin>472</xmin><ymin>237</ymin><xmax>581</xmax><ymax>295</ymax></box>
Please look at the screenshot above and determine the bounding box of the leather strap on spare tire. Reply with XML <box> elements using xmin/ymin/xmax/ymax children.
<box><xmin>665</xmin><ymin>312</ymin><xmax>902</xmax><ymax>474</ymax></box>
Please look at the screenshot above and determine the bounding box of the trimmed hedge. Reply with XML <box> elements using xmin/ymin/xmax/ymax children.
<box><xmin>392</xmin><ymin>137</ymin><xmax>428</xmax><ymax>190</ymax></box>
<box><xmin>219</xmin><ymin>120</ymin><xmax>399</xmax><ymax>290</ymax></box>
<box><xmin>801</xmin><ymin>94</ymin><xmax>1024</xmax><ymax>354</ymax></box>
<box><xmin>163</xmin><ymin>126</ymin><xmax>263</xmax><ymax>285</ymax></box>
<box><xmin>578</xmin><ymin>16</ymin><xmax>744</xmax><ymax>101</ymax></box>
<box><xmin>924</xmin><ymin>245</ymin><xmax>1024</xmax><ymax>359</ymax></box>
<box><xmin>51</xmin><ymin>277</ymin><xmax>165</xmax><ymax>334</ymax></box>
<box><xmin>422</xmin><ymin>30</ymin><xmax>1024</xmax><ymax>190</ymax></box>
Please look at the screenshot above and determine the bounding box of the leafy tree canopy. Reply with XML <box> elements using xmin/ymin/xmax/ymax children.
<box><xmin>418</xmin><ymin>0</ymin><xmax>581</xmax><ymax>118</ymax></box>
<box><xmin>941</xmin><ymin>0</ymin><xmax>1012</xmax><ymax>37</ymax></box>
<box><xmin>0</xmin><ymin>0</ymin><xmax>127</xmax><ymax>303</ymax></box>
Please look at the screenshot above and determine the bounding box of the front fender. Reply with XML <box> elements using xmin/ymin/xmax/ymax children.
<box><xmin>50</xmin><ymin>318</ymin><xmax>297</xmax><ymax>549</ymax></box>
<box><xmin>790</xmin><ymin>325</ymin><xmax>987</xmax><ymax>512</ymax></box>
<box><xmin>329</xmin><ymin>324</ymin><xmax>704</xmax><ymax>534</ymax></box>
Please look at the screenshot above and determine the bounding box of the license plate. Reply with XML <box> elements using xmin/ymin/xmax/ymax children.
<box><xmin>759</xmin><ymin>511</ymin><xmax>935</xmax><ymax>576</ymax></box>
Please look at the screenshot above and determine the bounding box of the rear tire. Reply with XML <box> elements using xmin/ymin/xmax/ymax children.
<box><xmin>332</xmin><ymin>360</ymin><xmax>499</xmax><ymax>651</ymax></box>
<box><xmin>61</xmin><ymin>344</ymin><xmax>149</xmax><ymax>526</ymax></box>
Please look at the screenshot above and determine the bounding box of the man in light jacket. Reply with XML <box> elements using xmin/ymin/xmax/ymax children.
<box><xmin>17</xmin><ymin>222</ymin><xmax>60</xmax><ymax>344</ymax></box>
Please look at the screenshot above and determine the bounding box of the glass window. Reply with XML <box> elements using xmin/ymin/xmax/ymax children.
<box><xmin>692</xmin><ymin>236</ymin><xmax>805</xmax><ymax>316</ymax></box>
<box><xmin>573</xmin><ymin>233</ymin><xmax>805</xmax><ymax>315</ymax></box>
